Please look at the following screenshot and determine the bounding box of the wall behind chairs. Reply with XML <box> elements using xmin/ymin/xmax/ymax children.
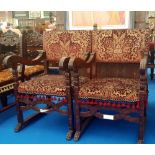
<box><xmin>135</xmin><ymin>11</ymin><xmax>149</xmax><ymax>28</ymax></box>
<box><xmin>64</xmin><ymin>11</ymin><xmax>150</xmax><ymax>30</ymax></box>
<box><xmin>55</xmin><ymin>11</ymin><xmax>66</xmax><ymax>30</ymax></box>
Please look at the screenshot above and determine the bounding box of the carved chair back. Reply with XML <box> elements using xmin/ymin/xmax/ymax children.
<box><xmin>22</xmin><ymin>29</ymin><xmax>43</xmax><ymax>59</ymax></box>
<box><xmin>0</xmin><ymin>29</ymin><xmax>22</xmax><ymax>70</ymax></box>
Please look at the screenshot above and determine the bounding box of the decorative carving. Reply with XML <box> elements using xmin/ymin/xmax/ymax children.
<box><xmin>26</xmin><ymin>30</ymin><xmax>43</xmax><ymax>47</ymax></box>
<box><xmin>0</xmin><ymin>29</ymin><xmax>21</xmax><ymax>46</ymax></box>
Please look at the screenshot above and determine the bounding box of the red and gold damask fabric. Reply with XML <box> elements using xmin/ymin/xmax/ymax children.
<box><xmin>18</xmin><ymin>75</ymin><xmax>66</xmax><ymax>96</ymax></box>
<box><xmin>92</xmin><ymin>29</ymin><xmax>150</xmax><ymax>63</ymax></box>
<box><xmin>18</xmin><ymin>74</ymin><xmax>90</xmax><ymax>97</ymax></box>
<box><xmin>43</xmin><ymin>30</ymin><xmax>91</xmax><ymax>61</ymax></box>
<box><xmin>79</xmin><ymin>78</ymin><xmax>139</xmax><ymax>102</ymax></box>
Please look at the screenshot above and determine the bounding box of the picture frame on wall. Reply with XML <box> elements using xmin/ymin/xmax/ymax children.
<box><xmin>29</xmin><ymin>11</ymin><xmax>41</xmax><ymax>19</ymax></box>
<box><xmin>68</xmin><ymin>11</ymin><xmax>133</xmax><ymax>30</ymax></box>
<box><xmin>12</xmin><ymin>11</ymin><xmax>29</xmax><ymax>19</ymax></box>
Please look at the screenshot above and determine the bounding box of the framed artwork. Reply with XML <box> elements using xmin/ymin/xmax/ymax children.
<box><xmin>68</xmin><ymin>11</ymin><xmax>132</xmax><ymax>30</ymax></box>
<box><xmin>12</xmin><ymin>11</ymin><xmax>29</xmax><ymax>19</ymax></box>
<box><xmin>29</xmin><ymin>11</ymin><xmax>41</xmax><ymax>19</ymax></box>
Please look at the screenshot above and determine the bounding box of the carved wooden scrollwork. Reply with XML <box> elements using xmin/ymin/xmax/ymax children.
<box><xmin>0</xmin><ymin>29</ymin><xmax>21</xmax><ymax>46</ymax></box>
<box><xmin>26</xmin><ymin>31</ymin><xmax>43</xmax><ymax>47</ymax></box>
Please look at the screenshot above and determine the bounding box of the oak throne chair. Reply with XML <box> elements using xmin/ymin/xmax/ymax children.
<box><xmin>0</xmin><ymin>29</ymin><xmax>22</xmax><ymax>112</ymax></box>
<box><xmin>4</xmin><ymin>30</ymin><xmax>91</xmax><ymax>140</ymax></box>
<box><xmin>70</xmin><ymin>29</ymin><xmax>150</xmax><ymax>143</ymax></box>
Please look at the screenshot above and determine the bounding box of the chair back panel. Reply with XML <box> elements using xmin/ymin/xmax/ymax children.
<box><xmin>22</xmin><ymin>30</ymin><xmax>43</xmax><ymax>59</ymax></box>
<box><xmin>96</xmin><ymin>63</ymin><xmax>140</xmax><ymax>79</ymax></box>
<box><xmin>26</xmin><ymin>30</ymin><xmax>43</xmax><ymax>50</ymax></box>
<box><xmin>92</xmin><ymin>29</ymin><xmax>150</xmax><ymax>63</ymax></box>
<box><xmin>43</xmin><ymin>30</ymin><xmax>91</xmax><ymax>62</ymax></box>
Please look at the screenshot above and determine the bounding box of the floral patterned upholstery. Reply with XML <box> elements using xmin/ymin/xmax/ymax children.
<box><xmin>79</xmin><ymin>78</ymin><xmax>139</xmax><ymax>103</ymax></box>
<box><xmin>24</xmin><ymin>65</ymin><xmax>44</xmax><ymax>77</ymax></box>
<box><xmin>18</xmin><ymin>74</ymin><xmax>89</xmax><ymax>97</ymax></box>
<box><xmin>43</xmin><ymin>30</ymin><xmax>91</xmax><ymax>61</ymax></box>
<box><xmin>92</xmin><ymin>29</ymin><xmax>150</xmax><ymax>63</ymax></box>
<box><xmin>18</xmin><ymin>75</ymin><xmax>66</xmax><ymax>96</ymax></box>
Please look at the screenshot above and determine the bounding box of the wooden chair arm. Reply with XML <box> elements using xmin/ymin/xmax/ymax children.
<box><xmin>26</xmin><ymin>49</ymin><xmax>44</xmax><ymax>59</ymax></box>
<box><xmin>3</xmin><ymin>51</ymin><xmax>46</xmax><ymax>68</ymax></box>
<box><xmin>59</xmin><ymin>57</ymin><xmax>70</xmax><ymax>71</ymax></box>
<box><xmin>139</xmin><ymin>52</ymin><xmax>148</xmax><ymax>109</ymax></box>
<box><xmin>140</xmin><ymin>53</ymin><xmax>148</xmax><ymax>73</ymax></box>
<box><xmin>68</xmin><ymin>52</ymin><xmax>95</xmax><ymax>71</ymax></box>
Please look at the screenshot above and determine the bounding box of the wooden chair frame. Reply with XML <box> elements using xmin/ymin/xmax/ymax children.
<box><xmin>69</xmin><ymin>29</ymin><xmax>149</xmax><ymax>143</ymax></box>
<box><xmin>3</xmin><ymin>52</ymin><xmax>76</xmax><ymax>140</ymax></box>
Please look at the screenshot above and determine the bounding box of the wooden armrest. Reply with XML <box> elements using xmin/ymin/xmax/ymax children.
<box><xmin>3</xmin><ymin>51</ymin><xmax>46</xmax><ymax>68</ymax></box>
<box><xmin>68</xmin><ymin>52</ymin><xmax>95</xmax><ymax>71</ymax></box>
<box><xmin>140</xmin><ymin>57</ymin><xmax>147</xmax><ymax>72</ymax></box>
<box><xmin>59</xmin><ymin>57</ymin><xmax>70</xmax><ymax>70</ymax></box>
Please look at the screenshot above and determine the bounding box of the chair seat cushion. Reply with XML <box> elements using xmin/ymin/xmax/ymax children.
<box><xmin>18</xmin><ymin>74</ymin><xmax>66</xmax><ymax>96</ymax></box>
<box><xmin>24</xmin><ymin>65</ymin><xmax>44</xmax><ymax>77</ymax></box>
<box><xmin>0</xmin><ymin>69</ymin><xmax>17</xmax><ymax>93</ymax></box>
<box><xmin>0</xmin><ymin>69</ymin><xmax>14</xmax><ymax>83</ymax></box>
<box><xmin>79</xmin><ymin>78</ymin><xmax>139</xmax><ymax>102</ymax></box>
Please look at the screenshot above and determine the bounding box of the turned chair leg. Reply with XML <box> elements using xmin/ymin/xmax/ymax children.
<box><xmin>0</xmin><ymin>94</ymin><xmax>8</xmax><ymax>107</ymax></box>
<box><xmin>66</xmin><ymin>95</ymin><xmax>74</xmax><ymax>140</ymax></box>
<box><xmin>15</xmin><ymin>102</ymin><xmax>24</xmax><ymax>132</ymax></box>
<box><xmin>74</xmin><ymin>102</ymin><xmax>81</xmax><ymax>141</ymax></box>
<box><xmin>138</xmin><ymin>117</ymin><xmax>145</xmax><ymax>144</ymax></box>
<box><xmin>150</xmin><ymin>68</ymin><xmax>154</xmax><ymax>80</ymax></box>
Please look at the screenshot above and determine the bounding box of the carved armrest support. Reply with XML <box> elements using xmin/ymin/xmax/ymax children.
<box><xmin>68</xmin><ymin>52</ymin><xmax>95</xmax><ymax>71</ymax></box>
<box><xmin>140</xmin><ymin>55</ymin><xmax>147</xmax><ymax>74</ymax></box>
<box><xmin>26</xmin><ymin>49</ymin><xmax>44</xmax><ymax>58</ymax></box>
<box><xmin>139</xmin><ymin>55</ymin><xmax>148</xmax><ymax>108</ymax></box>
<box><xmin>59</xmin><ymin>57</ymin><xmax>70</xmax><ymax>71</ymax></box>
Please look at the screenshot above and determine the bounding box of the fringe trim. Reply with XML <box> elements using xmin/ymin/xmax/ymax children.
<box><xmin>17</xmin><ymin>94</ymin><xmax>67</xmax><ymax>103</ymax></box>
<box><xmin>77</xmin><ymin>99</ymin><xmax>147</xmax><ymax>110</ymax></box>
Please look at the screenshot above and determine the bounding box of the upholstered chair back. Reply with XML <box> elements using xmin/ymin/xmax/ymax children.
<box><xmin>43</xmin><ymin>30</ymin><xmax>91</xmax><ymax>63</ymax></box>
<box><xmin>0</xmin><ymin>29</ymin><xmax>22</xmax><ymax>70</ymax></box>
<box><xmin>92</xmin><ymin>29</ymin><xmax>150</xmax><ymax>78</ymax></box>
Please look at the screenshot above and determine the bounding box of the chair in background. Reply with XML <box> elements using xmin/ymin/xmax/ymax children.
<box><xmin>4</xmin><ymin>30</ymin><xmax>91</xmax><ymax>140</ymax></box>
<box><xmin>147</xmin><ymin>16</ymin><xmax>155</xmax><ymax>80</ymax></box>
<box><xmin>22</xmin><ymin>30</ymin><xmax>44</xmax><ymax>80</ymax></box>
<box><xmin>0</xmin><ymin>29</ymin><xmax>22</xmax><ymax>112</ymax></box>
<box><xmin>70</xmin><ymin>29</ymin><xmax>150</xmax><ymax>143</ymax></box>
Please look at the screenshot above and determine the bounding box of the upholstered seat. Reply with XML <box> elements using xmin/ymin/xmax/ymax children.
<box><xmin>18</xmin><ymin>74</ymin><xmax>89</xmax><ymax>97</ymax></box>
<box><xmin>0</xmin><ymin>69</ymin><xmax>14</xmax><ymax>83</ymax></box>
<box><xmin>24</xmin><ymin>65</ymin><xmax>44</xmax><ymax>77</ymax></box>
<box><xmin>18</xmin><ymin>74</ymin><xmax>66</xmax><ymax>96</ymax></box>
<box><xmin>79</xmin><ymin>78</ymin><xmax>139</xmax><ymax>105</ymax></box>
